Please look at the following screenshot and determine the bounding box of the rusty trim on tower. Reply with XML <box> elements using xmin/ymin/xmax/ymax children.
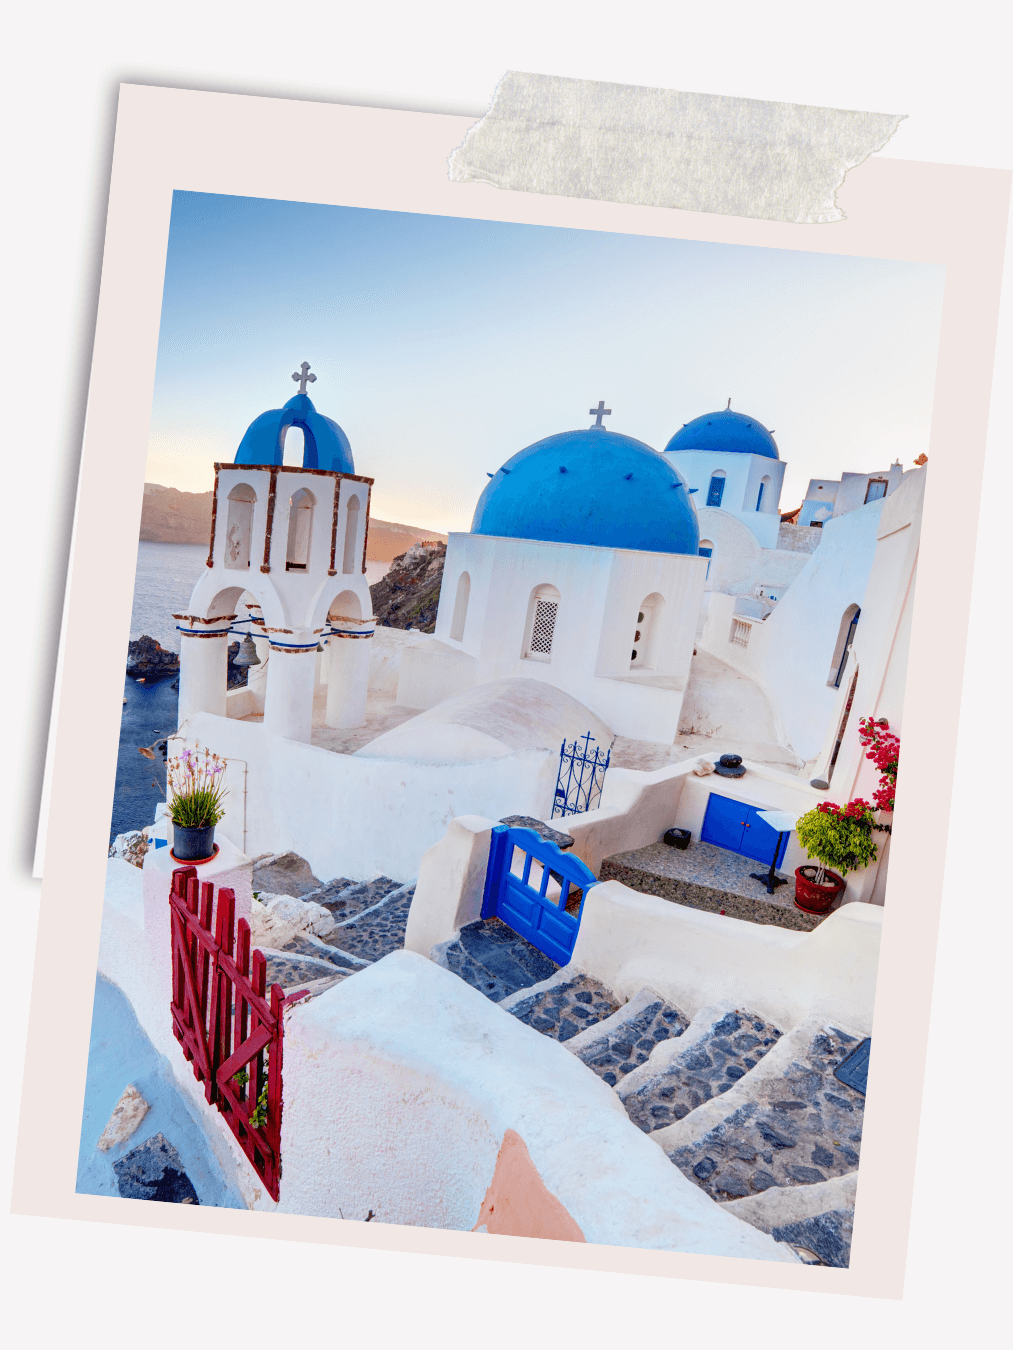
<box><xmin>261</xmin><ymin>467</ymin><xmax>279</xmax><ymax>573</ymax></box>
<box><xmin>329</xmin><ymin>478</ymin><xmax>341</xmax><ymax>576</ymax></box>
<box><xmin>206</xmin><ymin>466</ymin><xmax>221</xmax><ymax>567</ymax></box>
<box><xmin>361</xmin><ymin>483</ymin><xmax>372</xmax><ymax>574</ymax></box>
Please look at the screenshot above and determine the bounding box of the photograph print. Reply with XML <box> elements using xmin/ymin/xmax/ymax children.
<box><xmin>79</xmin><ymin>188</ymin><xmax>944</xmax><ymax>1267</ymax></box>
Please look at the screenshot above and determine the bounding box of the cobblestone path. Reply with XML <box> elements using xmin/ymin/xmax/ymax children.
<box><xmin>660</xmin><ymin>1024</ymin><xmax>865</xmax><ymax>1204</ymax></box>
<box><xmin>620</xmin><ymin>1009</ymin><xmax>782</xmax><ymax>1130</ymax></box>
<box><xmin>508</xmin><ymin>976</ymin><xmax>620</xmax><ymax>1042</ymax></box>
<box><xmin>437</xmin><ymin>918</ymin><xmax>559</xmax><ymax>1001</ymax></box>
<box><xmin>572</xmin><ymin>995</ymin><xmax>690</xmax><ymax>1085</ymax></box>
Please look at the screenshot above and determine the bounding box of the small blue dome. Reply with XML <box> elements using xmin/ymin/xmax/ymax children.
<box><xmin>664</xmin><ymin>408</ymin><xmax>778</xmax><ymax>460</ymax></box>
<box><xmin>234</xmin><ymin>393</ymin><xmax>354</xmax><ymax>473</ymax></box>
<box><xmin>471</xmin><ymin>427</ymin><xmax>699</xmax><ymax>555</ymax></box>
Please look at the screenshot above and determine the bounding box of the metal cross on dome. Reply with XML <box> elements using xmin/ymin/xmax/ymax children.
<box><xmin>292</xmin><ymin>362</ymin><xmax>317</xmax><ymax>396</ymax></box>
<box><xmin>590</xmin><ymin>400</ymin><xmax>612</xmax><ymax>427</ymax></box>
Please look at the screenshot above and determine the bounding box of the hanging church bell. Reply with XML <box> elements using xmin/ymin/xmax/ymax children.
<box><xmin>233</xmin><ymin>633</ymin><xmax>261</xmax><ymax>667</ymax></box>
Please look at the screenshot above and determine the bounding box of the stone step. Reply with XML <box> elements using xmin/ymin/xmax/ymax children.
<box><xmin>280</xmin><ymin>933</ymin><xmax>369</xmax><ymax>970</ymax></box>
<box><xmin>433</xmin><ymin>918</ymin><xmax>559</xmax><ymax>1002</ymax></box>
<box><xmin>563</xmin><ymin>986</ymin><xmax>690</xmax><ymax>1082</ymax></box>
<box><xmin>720</xmin><ymin>1171</ymin><xmax>858</xmax><ymax>1268</ymax></box>
<box><xmin>309</xmin><ymin>875</ymin><xmax>402</xmax><ymax>922</ymax></box>
<box><xmin>318</xmin><ymin>882</ymin><xmax>417</xmax><ymax>963</ymax></box>
<box><xmin>260</xmin><ymin>947</ymin><xmax>355</xmax><ymax>992</ymax></box>
<box><xmin>501</xmin><ymin>972</ymin><xmax>620</xmax><ymax>1043</ymax></box>
<box><xmin>618</xmin><ymin>1004</ymin><xmax>783</xmax><ymax>1132</ymax></box>
<box><xmin>650</xmin><ymin>1017</ymin><xmax>866</xmax><ymax>1204</ymax></box>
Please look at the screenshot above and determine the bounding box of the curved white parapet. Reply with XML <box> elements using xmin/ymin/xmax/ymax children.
<box><xmin>279</xmin><ymin>948</ymin><xmax>798</xmax><ymax>1260</ymax></box>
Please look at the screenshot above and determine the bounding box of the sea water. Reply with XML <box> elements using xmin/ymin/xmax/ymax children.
<box><xmin>111</xmin><ymin>542</ymin><xmax>389</xmax><ymax>842</ymax></box>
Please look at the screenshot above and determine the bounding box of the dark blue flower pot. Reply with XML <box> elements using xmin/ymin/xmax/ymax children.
<box><xmin>172</xmin><ymin>823</ymin><xmax>216</xmax><ymax>861</ymax></box>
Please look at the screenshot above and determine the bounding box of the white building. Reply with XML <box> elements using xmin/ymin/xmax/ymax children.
<box><xmin>396</xmin><ymin>417</ymin><xmax>708</xmax><ymax>743</ymax></box>
<box><xmin>796</xmin><ymin>461</ymin><xmax>905</xmax><ymax>527</ymax></box>
<box><xmin>662</xmin><ymin>403</ymin><xmax>787</xmax><ymax>549</ymax></box>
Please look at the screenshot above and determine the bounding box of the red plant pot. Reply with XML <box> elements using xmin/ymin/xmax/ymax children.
<box><xmin>794</xmin><ymin>865</ymin><xmax>846</xmax><ymax>914</ymax></box>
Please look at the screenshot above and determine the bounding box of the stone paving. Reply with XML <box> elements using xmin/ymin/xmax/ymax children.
<box><xmin>660</xmin><ymin>1023</ymin><xmax>865</xmax><ymax>1204</ymax></box>
<box><xmin>770</xmin><ymin>1208</ymin><xmax>854</xmax><ymax>1268</ymax></box>
<box><xmin>318</xmin><ymin>883</ymin><xmax>417</xmax><ymax>963</ymax></box>
<box><xmin>570</xmin><ymin>992</ymin><xmax>689</xmax><ymax>1082</ymax></box>
<box><xmin>309</xmin><ymin>875</ymin><xmax>402</xmax><ymax>922</ymax></box>
<box><xmin>436</xmin><ymin>918</ymin><xmax>560</xmax><ymax>1002</ymax></box>
<box><xmin>507</xmin><ymin>975</ymin><xmax>620</xmax><ymax>1042</ymax></box>
<box><xmin>600</xmin><ymin>839</ymin><xmax>827</xmax><ymax>933</ymax></box>
<box><xmin>620</xmin><ymin>1008</ymin><xmax>782</xmax><ymax>1131</ymax></box>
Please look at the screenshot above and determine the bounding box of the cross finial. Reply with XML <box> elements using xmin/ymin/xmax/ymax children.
<box><xmin>726</xmin><ymin>397</ymin><xmax>732</xmax><ymax>410</ymax></box>
<box><xmin>292</xmin><ymin>361</ymin><xmax>317</xmax><ymax>396</ymax></box>
<box><xmin>590</xmin><ymin>400</ymin><xmax>612</xmax><ymax>428</ymax></box>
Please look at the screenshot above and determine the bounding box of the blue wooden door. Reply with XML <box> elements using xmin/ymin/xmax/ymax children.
<box><xmin>701</xmin><ymin>793</ymin><xmax>788</xmax><ymax>866</ymax></box>
<box><xmin>481</xmin><ymin>826</ymin><xmax>599</xmax><ymax>967</ymax></box>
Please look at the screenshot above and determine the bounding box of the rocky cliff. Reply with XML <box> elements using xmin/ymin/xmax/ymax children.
<box><xmin>369</xmin><ymin>541</ymin><xmax>446</xmax><ymax>633</ymax></box>
<box><xmin>126</xmin><ymin>634</ymin><xmax>248</xmax><ymax>688</ymax></box>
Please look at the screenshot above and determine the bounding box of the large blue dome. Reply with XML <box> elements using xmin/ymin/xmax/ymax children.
<box><xmin>234</xmin><ymin>393</ymin><xmax>354</xmax><ymax>473</ymax></box>
<box><xmin>664</xmin><ymin>408</ymin><xmax>778</xmax><ymax>460</ymax></box>
<box><xmin>471</xmin><ymin>427</ymin><xmax>700</xmax><ymax>555</ymax></box>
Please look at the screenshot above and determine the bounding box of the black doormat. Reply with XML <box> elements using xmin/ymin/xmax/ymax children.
<box><xmin>834</xmin><ymin>1037</ymin><xmax>870</xmax><ymax>1095</ymax></box>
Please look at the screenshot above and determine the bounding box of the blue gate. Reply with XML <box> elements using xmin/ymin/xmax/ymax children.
<box><xmin>552</xmin><ymin>732</ymin><xmax>611</xmax><ymax>818</ymax></box>
<box><xmin>701</xmin><ymin>792</ymin><xmax>789</xmax><ymax>866</ymax></box>
<box><xmin>481</xmin><ymin>825</ymin><xmax>599</xmax><ymax>966</ymax></box>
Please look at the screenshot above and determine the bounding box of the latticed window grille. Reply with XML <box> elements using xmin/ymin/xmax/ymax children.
<box><xmin>529</xmin><ymin>599</ymin><xmax>558</xmax><ymax>656</ymax></box>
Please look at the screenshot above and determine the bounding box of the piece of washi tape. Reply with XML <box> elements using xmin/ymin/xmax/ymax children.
<box><xmin>449</xmin><ymin>72</ymin><xmax>906</xmax><ymax>225</ymax></box>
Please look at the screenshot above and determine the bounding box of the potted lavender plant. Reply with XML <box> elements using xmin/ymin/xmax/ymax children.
<box><xmin>167</xmin><ymin>743</ymin><xmax>228</xmax><ymax>862</ymax></box>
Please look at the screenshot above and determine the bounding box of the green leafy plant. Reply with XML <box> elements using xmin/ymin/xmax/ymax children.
<box><xmin>796</xmin><ymin>798</ymin><xmax>878</xmax><ymax>884</ymax></box>
<box><xmin>249</xmin><ymin>1079</ymin><xmax>269</xmax><ymax>1130</ymax></box>
<box><xmin>166</xmin><ymin>741</ymin><xmax>228</xmax><ymax>827</ymax></box>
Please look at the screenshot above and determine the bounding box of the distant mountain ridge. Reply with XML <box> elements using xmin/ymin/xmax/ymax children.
<box><xmin>140</xmin><ymin>483</ymin><xmax>447</xmax><ymax>560</ymax></box>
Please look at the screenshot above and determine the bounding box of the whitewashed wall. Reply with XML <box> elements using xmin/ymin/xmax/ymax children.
<box><xmin>409</xmin><ymin>532</ymin><xmax>707</xmax><ymax>742</ymax></box>
<box><xmin>666</xmin><ymin>450</ymin><xmax>785</xmax><ymax>547</ymax></box>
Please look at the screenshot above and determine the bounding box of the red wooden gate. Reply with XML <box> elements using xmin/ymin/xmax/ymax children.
<box><xmin>169</xmin><ymin>865</ymin><xmax>308</xmax><ymax>1201</ymax></box>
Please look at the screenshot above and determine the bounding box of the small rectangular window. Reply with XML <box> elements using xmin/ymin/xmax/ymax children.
<box><xmin>706</xmin><ymin>476</ymin><xmax>725</xmax><ymax>507</ymax></box>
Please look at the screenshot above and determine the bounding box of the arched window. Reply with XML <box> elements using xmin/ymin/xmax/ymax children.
<box><xmin>523</xmin><ymin>583</ymin><xmax>560</xmax><ymax>662</ymax></box>
<box><xmin>828</xmin><ymin>604</ymin><xmax>861</xmax><ymax>688</ymax></box>
<box><xmin>706</xmin><ymin>471</ymin><xmax>726</xmax><ymax>507</ymax></box>
<box><xmin>698</xmin><ymin>538</ymin><xmax>714</xmax><ymax>580</ymax></box>
<box><xmin>450</xmin><ymin>571</ymin><xmax>470</xmax><ymax>641</ymax></box>
<box><xmin>756</xmin><ymin>475</ymin><xmax>771</xmax><ymax>511</ymax></box>
<box><xmin>224</xmin><ymin>483</ymin><xmax>256</xmax><ymax>571</ymax></box>
<box><xmin>630</xmin><ymin>593</ymin><xmax>665</xmax><ymax>669</ymax></box>
<box><xmin>286</xmin><ymin>487</ymin><xmax>315</xmax><ymax>571</ymax></box>
<box><xmin>342</xmin><ymin>494</ymin><xmax>361</xmax><ymax>575</ymax></box>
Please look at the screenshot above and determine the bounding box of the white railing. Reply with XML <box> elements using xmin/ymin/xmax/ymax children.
<box><xmin>730</xmin><ymin>617</ymin><xmax>752</xmax><ymax>647</ymax></box>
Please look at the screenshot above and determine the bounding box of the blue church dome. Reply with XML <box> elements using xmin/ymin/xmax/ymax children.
<box><xmin>234</xmin><ymin>384</ymin><xmax>354</xmax><ymax>474</ymax></box>
<box><xmin>471</xmin><ymin>426</ymin><xmax>700</xmax><ymax>555</ymax></box>
<box><xmin>664</xmin><ymin>408</ymin><xmax>779</xmax><ymax>460</ymax></box>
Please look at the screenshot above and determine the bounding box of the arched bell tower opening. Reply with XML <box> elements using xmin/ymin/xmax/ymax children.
<box><xmin>324</xmin><ymin>587</ymin><xmax>373</xmax><ymax>730</ymax></box>
<box><xmin>286</xmin><ymin>488</ymin><xmax>315</xmax><ymax>571</ymax></box>
<box><xmin>224</xmin><ymin>483</ymin><xmax>256</xmax><ymax>570</ymax></box>
<box><xmin>342</xmin><ymin>495</ymin><xmax>361</xmax><ymax>574</ymax></box>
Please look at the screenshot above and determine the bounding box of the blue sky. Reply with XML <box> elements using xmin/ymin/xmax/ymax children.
<box><xmin>148</xmin><ymin>192</ymin><xmax>946</xmax><ymax>533</ymax></box>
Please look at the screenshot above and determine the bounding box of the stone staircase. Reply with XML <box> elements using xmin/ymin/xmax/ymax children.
<box><xmin>436</xmin><ymin>915</ymin><xmax>865</xmax><ymax>1267</ymax></box>
<box><xmin>258</xmin><ymin>873</ymin><xmax>417</xmax><ymax>999</ymax></box>
<box><xmin>250</xmin><ymin>860</ymin><xmax>865</xmax><ymax>1267</ymax></box>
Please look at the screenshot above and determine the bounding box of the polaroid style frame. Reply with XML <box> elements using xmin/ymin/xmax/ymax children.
<box><xmin>13</xmin><ymin>83</ymin><xmax>1010</xmax><ymax>1299</ymax></box>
